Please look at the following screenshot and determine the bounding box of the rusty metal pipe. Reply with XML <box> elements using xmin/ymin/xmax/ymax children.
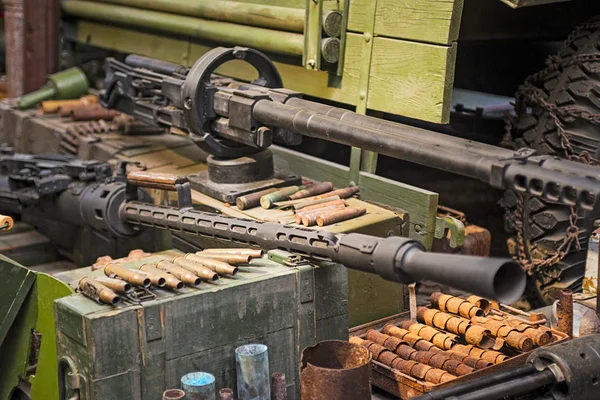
<box><xmin>140</xmin><ymin>264</ymin><xmax>184</xmax><ymax>289</ymax></box>
<box><xmin>557</xmin><ymin>289</ymin><xmax>574</xmax><ymax>338</ymax></box>
<box><xmin>271</xmin><ymin>372</ymin><xmax>287</xmax><ymax>400</ymax></box>
<box><xmin>201</xmin><ymin>248</ymin><xmax>264</xmax><ymax>258</ymax></box>
<box><xmin>184</xmin><ymin>254</ymin><xmax>238</xmax><ymax>275</ymax></box>
<box><xmin>172</xmin><ymin>257</ymin><xmax>219</xmax><ymax>281</ymax></box>
<box><xmin>155</xmin><ymin>260</ymin><xmax>201</xmax><ymax>286</ymax></box>
<box><xmin>104</xmin><ymin>263</ymin><xmax>151</xmax><ymax>287</ymax></box>
<box><xmin>301</xmin><ymin>340</ymin><xmax>372</xmax><ymax>400</ymax></box>
<box><xmin>78</xmin><ymin>277</ymin><xmax>121</xmax><ymax>305</ymax></box>
<box><xmin>94</xmin><ymin>276</ymin><xmax>132</xmax><ymax>293</ymax></box>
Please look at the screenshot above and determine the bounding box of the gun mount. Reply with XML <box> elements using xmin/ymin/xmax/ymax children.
<box><xmin>0</xmin><ymin>152</ymin><xmax>525</xmax><ymax>303</ymax></box>
<box><xmin>101</xmin><ymin>47</ymin><xmax>600</xmax><ymax>210</ymax></box>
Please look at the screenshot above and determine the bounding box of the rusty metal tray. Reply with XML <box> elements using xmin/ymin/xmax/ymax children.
<box><xmin>350</xmin><ymin>310</ymin><xmax>569</xmax><ymax>399</ymax></box>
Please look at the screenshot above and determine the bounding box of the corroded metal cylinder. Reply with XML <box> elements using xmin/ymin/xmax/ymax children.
<box><xmin>236</xmin><ymin>344</ymin><xmax>270</xmax><ymax>400</ymax></box>
<box><xmin>181</xmin><ymin>372</ymin><xmax>216</xmax><ymax>400</ymax></box>
<box><xmin>300</xmin><ymin>340</ymin><xmax>372</xmax><ymax>400</ymax></box>
<box><xmin>162</xmin><ymin>389</ymin><xmax>185</xmax><ymax>400</ymax></box>
<box><xmin>271</xmin><ymin>372</ymin><xmax>287</xmax><ymax>400</ymax></box>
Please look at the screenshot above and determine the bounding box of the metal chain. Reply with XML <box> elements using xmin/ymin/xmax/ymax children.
<box><xmin>505</xmin><ymin>21</ymin><xmax>600</xmax><ymax>273</ymax></box>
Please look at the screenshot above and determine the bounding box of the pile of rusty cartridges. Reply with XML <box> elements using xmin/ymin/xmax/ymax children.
<box><xmin>236</xmin><ymin>181</ymin><xmax>364</xmax><ymax>227</ymax></box>
<box><xmin>78</xmin><ymin>248</ymin><xmax>262</xmax><ymax>305</ymax></box>
<box><xmin>350</xmin><ymin>292</ymin><xmax>565</xmax><ymax>396</ymax></box>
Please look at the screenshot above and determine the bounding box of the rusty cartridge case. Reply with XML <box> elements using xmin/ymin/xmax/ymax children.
<box><xmin>295</xmin><ymin>199</ymin><xmax>347</xmax><ymax>214</ymax></box>
<box><xmin>464</xmin><ymin>325</ymin><xmax>496</xmax><ymax>349</ymax></box>
<box><xmin>557</xmin><ymin>289</ymin><xmax>574</xmax><ymax>337</ymax></box>
<box><xmin>466</xmin><ymin>295</ymin><xmax>491</xmax><ymax>315</ymax></box>
<box><xmin>316</xmin><ymin>207</ymin><xmax>366</xmax><ymax>227</ymax></box>
<box><xmin>71</xmin><ymin>107</ymin><xmax>120</xmax><ymax>121</ymax></box>
<box><xmin>136</xmin><ymin>268</ymin><xmax>166</xmax><ymax>288</ymax></box>
<box><xmin>218</xmin><ymin>388</ymin><xmax>234</xmax><ymax>400</ymax></box>
<box><xmin>378</xmin><ymin>351</ymin><xmax>400</xmax><ymax>367</ymax></box>
<box><xmin>319</xmin><ymin>186</ymin><xmax>360</xmax><ymax>199</ymax></box>
<box><xmin>59</xmin><ymin>103</ymin><xmax>102</xmax><ymax>117</ymax></box>
<box><xmin>94</xmin><ymin>276</ymin><xmax>132</xmax><ymax>293</ymax></box>
<box><xmin>471</xmin><ymin>316</ymin><xmax>534</xmax><ymax>351</ymax></box>
<box><xmin>399</xmin><ymin>321</ymin><xmax>455</xmax><ymax>350</ymax></box>
<box><xmin>366</xmin><ymin>329</ymin><xmax>402</xmax><ymax>351</ymax></box>
<box><xmin>172</xmin><ymin>257</ymin><xmax>219</xmax><ymax>281</ymax></box>
<box><xmin>418</xmin><ymin>307</ymin><xmax>471</xmax><ymax>335</ymax></box>
<box><xmin>391</xmin><ymin>358</ymin><xmax>419</xmax><ymax>375</ymax></box>
<box><xmin>78</xmin><ymin>277</ymin><xmax>121</xmax><ymax>305</ymax></box>
<box><xmin>236</xmin><ymin>188</ymin><xmax>279</xmax><ymax>210</ymax></box>
<box><xmin>41</xmin><ymin>94</ymin><xmax>97</xmax><ymax>113</ymax></box>
<box><xmin>260</xmin><ymin>186</ymin><xmax>305</xmax><ymax>209</ymax></box>
<box><xmin>430</xmin><ymin>292</ymin><xmax>484</xmax><ymax>319</ymax></box>
<box><xmin>271</xmin><ymin>373</ymin><xmax>287</xmax><ymax>400</ymax></box>
<box><xmin>104</xmin><ymin>264</ymin><xmax>151</xmax><ymax>288</ymax></box>
<box><xmin>289</xmin><ymin>182</ymin><xmax>333</xmax><ymax>200</ymax></box>
<box><xmin>505</xmin><ymin>319</ymin><xmax>551</xmax><ymax>346</ymax></box>
<box><xmin>300</xmin><ymin>204</ymin><xmax>347</xmax><ymax>226</ymax></box>
<box><xmin>194</xmin><ymin>252</ymin><xmax>251</xmax><ymax>265</ymax></box>
<box><xmin>201</xmin><ymin>248</ymin><xmax>264</xmax><ymax>258</ymax></box>
<box><xmin>381</xmin><ymin>325</ymin><xmax>438</xmax><ymax>352</ymax></box>
<box><xmin>140</xmin><ymin>264</ymin><xmax>184</xmax><ymax>289</ymax></box>
<box><xmin>301</xmin><ymin>340</ymin><xmax>371</xmax><ymax>400</ymax></box>
<box><xmin>156</xmin><ymin>260</ymin><xmax>201</xmax><ymax>286</ymax></box>
<box><xmin>184</xmin><ymin>254</ymin><xmax>238</xmax><ymax>276</ymax></box>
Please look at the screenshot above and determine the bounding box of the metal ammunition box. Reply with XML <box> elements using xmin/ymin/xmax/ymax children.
<box><xmin>54</xmin><ymin>250</ymin><xmax>348</xmax><ymax>400</ymax></box>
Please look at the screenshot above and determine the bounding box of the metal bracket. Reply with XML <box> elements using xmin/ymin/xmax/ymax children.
<box><xmin>434</xmin><ymin>216</ymin><xmax>466</xmax><ymax>248</ymax></box>
<box><xmin>303</xmin><ymin>0</ymin><xmax>323</xmax><ymax>71</ymax></box>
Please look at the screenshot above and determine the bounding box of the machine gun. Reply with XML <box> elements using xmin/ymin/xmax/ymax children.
<box><xmin>0</xmin><ymin>151</ymin><xmax>525</xmax><ymax>303</ymax></box>
<box><xmin>0</xmin><ymin>151</ymin><xmax>158</xmax><ymax>266</ymax></box>
<box><xmin>414</xmin><ymin>333</ymin><xmax>600</xmax><ymax>400</ymax></box>
<box><xmin>101</xmin><ymin>47</ymin><xmax>600</xmax><ymax>209</ymax></box>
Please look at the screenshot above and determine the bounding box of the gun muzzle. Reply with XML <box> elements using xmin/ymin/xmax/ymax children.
<box><xmin>336</xmin><ymin>235</ymin><xmax>525</xmax><ymax>304</ymax></box>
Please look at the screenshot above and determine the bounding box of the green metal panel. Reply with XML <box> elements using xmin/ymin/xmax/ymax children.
<box><xmin>0</xmin><ymin>254</ymin><xmax>35</xmax><ymax>346</ymax></box>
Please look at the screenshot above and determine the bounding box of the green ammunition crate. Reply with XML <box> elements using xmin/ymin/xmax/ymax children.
<box><xmin>54</xmin><ymin>251</ymin><xmax>348</xmax><ymax>400</ymax></box>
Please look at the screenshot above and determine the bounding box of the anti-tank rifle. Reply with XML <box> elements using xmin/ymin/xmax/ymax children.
<box><xmin>0</xmin><ymin>151</ymin><xmax>525</xmax><ymax>303</ymax></box>
<box><xmin>101</xmin><ymin>47</ymin><xmax>600</xmax><ymax>210</ymax></box>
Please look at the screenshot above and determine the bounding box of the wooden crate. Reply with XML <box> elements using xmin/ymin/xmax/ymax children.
<box><xmin>54</xmin><ymin>250</ymin><xmax>348</xmax><ymax>400</ymax></box>
<box><xmin>350</xmin><ymin>310</ymin><xmax>568</xmax><ymax>399</ymax></box>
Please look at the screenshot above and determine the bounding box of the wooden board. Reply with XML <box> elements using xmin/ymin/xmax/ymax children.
<box><xmin>348</xmin><ymin>0</ymin><xmax>464</xmax><ymax>45</ymax></box>
<box><xmin>69</xmin><ymin>21</ymin><xmax>456</xmax><ymax>123</ymax></box>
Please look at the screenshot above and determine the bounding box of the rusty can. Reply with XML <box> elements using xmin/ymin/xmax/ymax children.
<box><xmin>289</xmin><ymin>182</ymin><xmax>333</xmax><ymax>200</ymax></box>
<box><xmin>218</xmin><ymin>388</ymin><xmax>234</xmax><ymax>400</ymax></box>
<box><xmin>162</xmin><ymin>389</ymin><xmax>185</xmax><ymax>400</ymax></box>
<box><xmin>316</xmin><ymin>207</ymin><xmax>367</xmax><ymax>227</ymax></box>
<box><xmin>301</xmin><ymin>340</ymin><xmax>371</xmax><ymax>400</ymax></box>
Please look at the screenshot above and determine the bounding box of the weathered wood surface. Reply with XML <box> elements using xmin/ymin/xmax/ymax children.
<box><xmin>348</xmin><ymin>0</ymin><xmax>464</xmax><ymax>45</ymax></box>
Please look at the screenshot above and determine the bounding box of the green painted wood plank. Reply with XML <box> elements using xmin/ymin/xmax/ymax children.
<box><xmin>348</xmin><ymin>0</ymin><xmax>464</xmax><ymax>45</ymax></box>
<box><xmin>0</xmin><ymin>256</ymin><xmax>36</xmax><ymax>346</ymax></box>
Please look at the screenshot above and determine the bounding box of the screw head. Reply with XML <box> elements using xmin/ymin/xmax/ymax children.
<box><xmin>364</xmin><ymin>32</ymin><xmax>372</xmax><ymax>42</ymax></box>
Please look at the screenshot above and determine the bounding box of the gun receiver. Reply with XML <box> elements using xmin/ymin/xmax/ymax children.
<box><xmin>101</xmin><ymin>48</ymin><xmax>600</xmax><ymax>210</ymax></box>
